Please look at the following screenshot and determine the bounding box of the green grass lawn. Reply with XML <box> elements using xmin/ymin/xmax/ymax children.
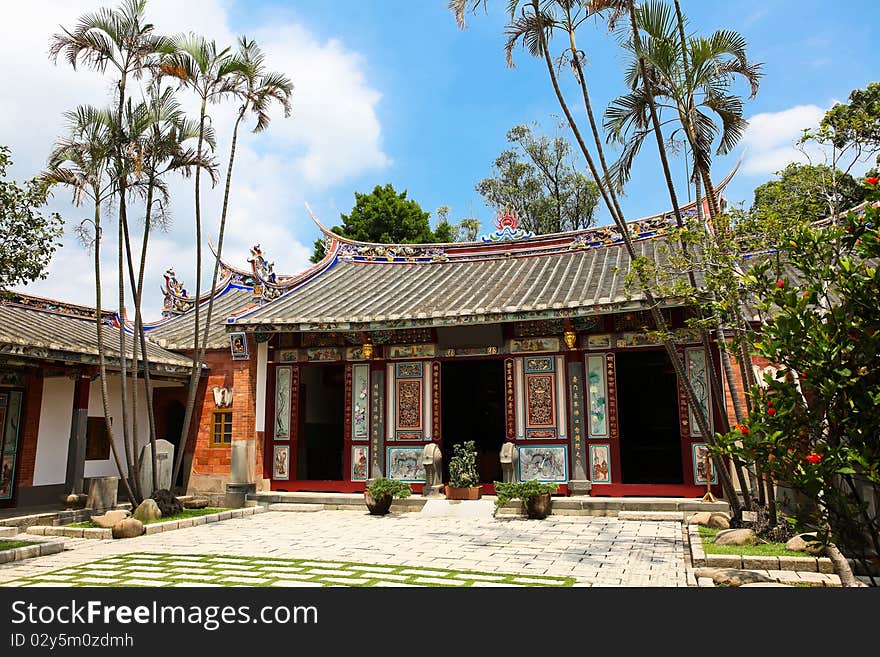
<box><xmin>68</xmin><ymin>508</ymin><xmax>227</xmax><ymax>529</ymax></box>
<box><xmin>2</xmin><ymin>552</ymin><xmax>577</xmax><ymax>588</ymax></box>
<box><xmin>699</xmin><ymin>527</ymin><xmax>805</xmax><ymax>557</ymax></box>
<box><xmin>0</xmin><ymin>540</ymin><xmax>39</xmax><ymax>552</ymax></box>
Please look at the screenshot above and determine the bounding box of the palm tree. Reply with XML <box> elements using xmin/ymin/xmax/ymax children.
<box><xmin>170</xmin><ymin>36</ymin><xmax>293</xmax><ymax>487</ymax></box>
<box><xmin>605</xmin><ymin>0</ymin><xmax>762</xmax><ymax>502</ymax></box>
<box><xmin>125</xmin><ymin>82</ymin><xmax>218</xmax><ymax>492</ymax></box>
<box><xmin>451</xmin><ymin>0</ymin><xmax>743</xmax><ymax>515</ymax></box>
<box><xmin>50</xmin><ymin>0</ymin><xmax>170</xmax><ymax>503</ymax></box>
<box><xmin>159</xmin><ymin>34</ymin><xmax>247</xmax><ymax>490</ymax></box>
<box><xmin>43</xmin><ymin>106</ymin><xmax>138</xmax><ymax>504</ymax></box>
<box><xmin>606</xmin><ymin>0</ymin><xmax>762</xmax><ymax>225</ymax></box>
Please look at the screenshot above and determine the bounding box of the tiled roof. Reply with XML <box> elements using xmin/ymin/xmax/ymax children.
<box><xmin>230</xmin><ymin>235</ymin><xmax>697</xmax><ymax>331</ymax></box>
<box><xmin>0</xmin><ymin>294</ymin><xmax>193</xmax><ymax>372</ymax></box>
<box><xmin>147</xmin><ymin>284</ymin><xmax>258</xmax><ymax>350</ymax></box>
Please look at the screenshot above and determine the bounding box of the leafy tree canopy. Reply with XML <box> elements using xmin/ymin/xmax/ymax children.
<box><xmin>819</xmin><ymin>81</ymin><xmax>880</xmax><ymax>154</ymax></box>
<box><xmin>0</xmin><ymin>146</ymin><xmax>63</xmax><ymax>291</ymax></box>
<box><xmin>476</xmin><ymin>123</ymin><xmax>599</xmax><ymax>235</ymax></box>
<box><xmin>751</xmin><ymin>163</ymin><xmax>866</xmax><ymax>226</ymax></box>
<box><xmin>310</xmin><ymin>183</ymin><xmax>450</xmax><ymax>262</ymax></box>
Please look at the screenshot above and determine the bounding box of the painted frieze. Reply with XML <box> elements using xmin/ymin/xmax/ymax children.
<box><xmin>274</xmin><ymin>367</ymin><xmax>291</xmax><ymax>440</ymax></box>
<box><xmin>517</xmin><ymin>445</ymin><xmax>568</xmax><ymax>483</ymax></box>
<box><xmin>352</xmin><ymin>364</ymin><xmax>370</xmax><ymax>440</ymax></box>
<box><xmin>387</xmin><ymin>447</ymin><xmax>426</xmax><ymax>482</ymax></box>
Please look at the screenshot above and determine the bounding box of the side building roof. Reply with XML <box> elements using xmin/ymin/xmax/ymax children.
<box><xmin>0</xmin><ymin>293</ymin><xmax>193</xmax><ymax>374</ymax></box>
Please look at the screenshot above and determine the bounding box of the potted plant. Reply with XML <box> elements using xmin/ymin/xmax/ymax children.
<box><xmin>493</xmin><ymin>479</ymin><xmax>559</xmax><ymax>519</ymax></box>
<box><xmin>446</xmin><ymin>440</ymin><xmax>482</xmax><ymax>500</ymax></box>
<box><xmin>364</xmin><ymin>477</ymin><xmax>412</xmax><ymax>515</ymax></box>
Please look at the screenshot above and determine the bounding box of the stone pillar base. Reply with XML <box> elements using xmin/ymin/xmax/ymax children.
<box><xmin>422</xmin><ymin>484</ymin><xmax>444</xmax><ymax>498</ymax></box>
<box><xmin>223</xmin><ymin>482</ymin><xmax>256</xmax><ymax>509</ymax></box>
<box><xmin>568</xmin><ymin>480</ymin><xmax>592</xmax><ymax>496</ymax></box>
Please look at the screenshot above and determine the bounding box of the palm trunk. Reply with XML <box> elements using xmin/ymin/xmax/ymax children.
<box><xmin>92</xmin><ymin>200</ymin><xmax>136</xmax><ymax>505</ymax></box>
<box><xmin>199</xmin><ymin>109</ymin><xmax>244</xmax><ymax>366</ymax></box>
<box><xmin>133</xmin><ymin>173</ymin><xmax>159</xmax><ymax>493</ymax></box>
<box><xmin>534</xmin><ymin>0</ymin><xmax>741</xmax><ymax>516</ymax></box>
<box><xmin>172</xmin><ymin>98</ymin><xmax>208</xmax><ymax>489</ymax></box>
<box><xmin>113</xmin><ymin>78</ymin><xmax>138</xmax><ymax>503</ymax></box>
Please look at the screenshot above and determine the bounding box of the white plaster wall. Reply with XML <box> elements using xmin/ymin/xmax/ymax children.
<box><xmin>32</xmin><ymin>377</ymin><xmax>75</xmax><ymax>486</ymax></box>
<box><xmin>84</xmin><ymin>376</ymin><xmax>177</xmax><ymax>478</ymax></box>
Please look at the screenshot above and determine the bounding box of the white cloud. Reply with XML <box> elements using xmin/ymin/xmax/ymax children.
<box><xmin>741</xmin><ymin>105</ymin><xmax>827</xmax><ymax>176</ymax></box>
<box><xmin>1</xmin><ymin>0</ymin><xmax>389</xmax><ymax>319</ymax></box>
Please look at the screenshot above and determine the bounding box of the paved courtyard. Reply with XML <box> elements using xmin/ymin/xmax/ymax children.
<box><xmin>0</xmin><ymin>510</ymin><xmax>692</xmax><ymax>587</ymax></box>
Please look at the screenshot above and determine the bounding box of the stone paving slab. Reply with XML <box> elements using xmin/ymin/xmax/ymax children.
<box><xmin>0</xmin><ymin>511</ymin><xmax>691</xmax><ymax>587</ymax></box>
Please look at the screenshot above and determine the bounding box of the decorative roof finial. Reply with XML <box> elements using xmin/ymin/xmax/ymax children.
<box><xmin>480</xmin><ymin>207</ymin><xmax>535</xmax><ymax>242</ymax></box>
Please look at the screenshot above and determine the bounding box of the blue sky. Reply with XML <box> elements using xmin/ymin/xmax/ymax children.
<box><xmin>2</xmin><ymin>1</ymin><xmax>877</xmax><ymax>317</ymax></box>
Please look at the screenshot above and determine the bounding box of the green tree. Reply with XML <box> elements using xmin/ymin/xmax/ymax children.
<box><xmin>434</xmin><ymin>205</ymin><xmax>481</xmax><ymax>243</ymax></box>
<box><xmin>0</xmin><ymin>147</ymin><xmax>63</xmax><ymax>291</ymax></box>
<box><xmin>50</xmin><ymin>0</ymin><xmax>169</xmax><ymax>504</ymax></box>
<box><xmin>476</xmin><ymin>123</ymin><xmax>599</xmax><ymax>234</ymax></box>
<box><xmin>173</xmin><ymin>36</ymin><xmax>293</xmax><ymax>486</ymax></box>
<box><xmin>751</xmin><ymin>163</ymin><xmax>865</xmax><ymax>226</ymax></box>
<box><xmin>310</xmin><ymin>184</ymin><xmax>449</xmax><ymax>262</ymax></box>
<box><xmin>159</xmin><ymin>33</ymin><xmax>249</xmax><ymax>489</ymax></box>
<box><xmin>717</xmin><ymin>180</ymin><xmax>880</xmax><ymax>587</ymax></box>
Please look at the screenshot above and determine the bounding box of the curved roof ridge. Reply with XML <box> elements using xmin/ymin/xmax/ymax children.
<box><xmin>306</xmin><ymin>162</ymin><xmax>742</xmax><ymax>253</ymax></box>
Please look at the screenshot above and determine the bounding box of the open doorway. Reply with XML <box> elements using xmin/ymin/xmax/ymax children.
<box><xmin>441</xmin><ymin>359</ymin><xmax>505</xmax><ymax>483</ymax></box>
<box><xmin>616</xmin><ymin>350</ymin><xmax>683</xmax><ymax>484</ymax></box>
<box><xmin>298</xmin><ymin>363</ymin><xmax>345</xmax><ymax>480</ymax></box>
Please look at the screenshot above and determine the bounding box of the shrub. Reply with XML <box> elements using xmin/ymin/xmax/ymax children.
<box><xmin>151</xmin><ymin>489</ymin><xmax>183</xmax><ymax>517</ymax></box>
<box><xmin>448</xmin><ymin>440</ymin><xmax>479</xmax><ymax>488</ymax></box>
<box><xmin>366</xmin><ymin>477</ymin><xmax>412</xmax><ymax>499</ymax></box>
<box><xmin>493</xmin><ymin>479</ymin><xmax>558</xmax><ymax>513</ymax></box>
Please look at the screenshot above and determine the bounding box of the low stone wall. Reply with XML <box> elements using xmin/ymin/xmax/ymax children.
<box><xmin>26</xmin><ymin>506</ymin><xmax>267</xmax><ymax>540</ymax></box>
<box><xmin>687</xmin><ymin>524</ymin><xmax>835</xmax><ymax>573</ymax></box>
<box><xmin>0</xmin><ymin>540</ymin><xmax>64</xmax><ymax>564</ymax></box>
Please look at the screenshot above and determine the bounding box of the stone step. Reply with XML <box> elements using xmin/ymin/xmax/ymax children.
<box><xmin>267</xmin><ymin>503</ymin><xmax>325</xmax><ymax>512</ymax></box>
<box><xmin>617</xmin><ymin>511</ymin><xmax>684</xmax><ymax>521</ymax></box>
<box><xmin>0</xmin><ymin>526</ymin><xmax>18</xmax><ymax>539</ymax></box>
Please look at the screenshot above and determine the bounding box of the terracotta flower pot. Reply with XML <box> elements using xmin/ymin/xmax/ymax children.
<box><xmin>444</xmin><ymin>485</ymin><xmax>482</xmax><ymax>500</ymax></box>
<box><xmin>523</xmin><ymin>492</ymin><xmax>553</xmax><ymax>519</ymax></box>
<box><xmin>364</xmin><ymin>491</ymin><xmax>393</xmax><ymax>515</ymax></box>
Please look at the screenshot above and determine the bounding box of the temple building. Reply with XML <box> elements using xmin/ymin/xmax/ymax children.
<box><xmin>1</xmin><ymin>181</ymin><xmax>749</xmax><ymax>509</ymax></box>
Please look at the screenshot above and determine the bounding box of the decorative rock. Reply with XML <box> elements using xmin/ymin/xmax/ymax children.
<box><xmin>183</xmin><ymin>498</ymin><xmax>209</xmax><ymax>509</ymax></box>
<box><xmin>111</xmin><ymin>518</ymin><xmax>144</xmax><ymax>539</ymax></box>
<box><xmin>714</xmin><ymin>528</ymin><xmax>757</xmax><ymax>546</ymax></box>
<box><xmin>133</xmin><ymin>499</ymin><xmax>162</xmax><ymax>523</ymax></box>
<box><xmin>64</xmin><ymin>493</ymin><xmax>88</xmax><ymax>510</ymax></box>
<box><xmin>91</xmin><ymin>510</ymin><xmax>131</xmax><ymax>529</ymax></box>
<box><xmin>785</xmin><ymin>533</ymin><xmax>825</xmax><ymax>556</ymax></box>
<box><xmin>687</xmin><ymin>511</ymin><xmax>730</xmax><ymax>529</ymax></box>
<box><xmin>151</xmin><ymin>489</ymin><xmax>183</xmax><ymax>517</ymax></box>
<box><xmin>694</xmin><ymin>567</ymin><xmax>774</xmax><ymax>587</ymax></box>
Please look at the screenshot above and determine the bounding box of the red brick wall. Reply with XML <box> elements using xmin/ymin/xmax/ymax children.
<box><xmin>14</xmin><ymin>371</ymin><xmax>43</xmax><ymax>489</ymax></box>
<box><xmin>187</xmin><ymin>340</ymin><xmax>259</xmax><ymax>494</ymax></box>
<box><xmin>719</xmin><ymin>342</ymin><xmax>775</xmax><ymax>427</ymax></box>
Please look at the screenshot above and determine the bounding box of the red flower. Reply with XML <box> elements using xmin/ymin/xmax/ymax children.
<box><xmin>776</xmin><ymin>279</ymin><xmax>785</xmax><ymax>288</ymax></box>
<box><xmin>806</xmin><ymin>452</ymin><xmax>822</xmax><ymax>464</ymax></box>
<box><xmin>736</xmin><ymin>424</ymin><xmax>749</xmax><ymax>435</ymax></box>
<box><xmin>800</xmin><ymin>371</ymin><xmax>807</xmax><ymax>379</ymax></box>
<box><xmin>767</xmin><ymin>407</ymin><xmax>777</xmax><ymax>416</ymax></box>
<box><xmin>866</xmin><ymin>176</ymin><xmax>879</xmax><ymax>186</ymax></box>
<box><xmin>802</xmin><ymin>291</ymin><xmax>810</xmax><ymax>298</ymax></box>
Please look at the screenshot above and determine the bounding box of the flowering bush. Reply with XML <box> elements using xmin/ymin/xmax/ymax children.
<box><xmin>717</xmin><ymin>180</ymin><xmax>880</xmax><ymax>563</ymax></box>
